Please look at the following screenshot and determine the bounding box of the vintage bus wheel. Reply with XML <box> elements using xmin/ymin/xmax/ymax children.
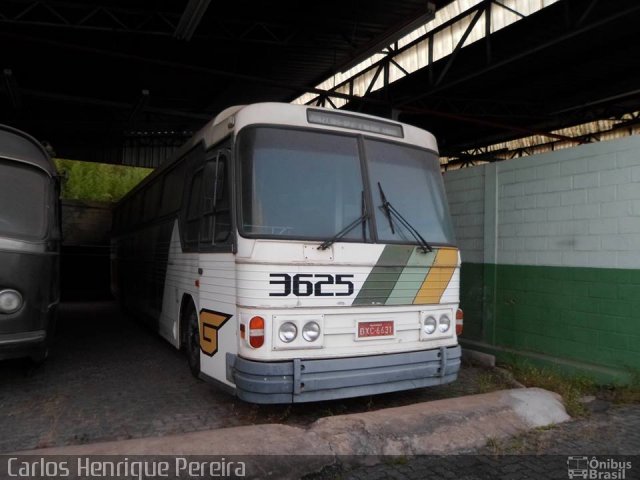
<box><xmin>185</xmin><ymin>304</ymin><xmax>201</xmax><ymax>377</ymax></box>
<box><xmin>30</xmin><ymin>347</ymin><xmax>49</xmax><ymax>365</ymax></box>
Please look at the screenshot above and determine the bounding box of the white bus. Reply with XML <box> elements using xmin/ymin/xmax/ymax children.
<box><xmin>112</xmin><ymin>103</ymin><xmax>462</xmax><ymax>403</ymax></box>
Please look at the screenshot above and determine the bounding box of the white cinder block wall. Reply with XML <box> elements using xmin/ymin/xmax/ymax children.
<box><xmin>443</xmin><ymin>135</ymin><xmax>640</xmax><ymax>269</ymax></box>
<box><xmin>443</xmin><ymin>165</ymin><xmax>485</xmax><ymax>264</ymax></box>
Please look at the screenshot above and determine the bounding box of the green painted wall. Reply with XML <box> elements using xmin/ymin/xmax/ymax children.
<box><xmin>459</xmin><ymin>263</ymin><xmax>484</xmax><ymax>341</ymax></box>
<box><xmin>461</xmin><ymin>261</ymin><xmax>640</xmax><ymax>375</ymax></box>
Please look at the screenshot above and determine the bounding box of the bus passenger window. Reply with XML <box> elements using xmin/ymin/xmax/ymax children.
<box><xmin>200</xmin><ymin>161</ymin><xmax>216</xmax><ymax>244</ymax></box>
<box><xmin>143</xmin><ymin>180</ymin><xmax>162</xmax><ymax>222</ymax></box>
<box><xmin>185</xmin><ymin>170</ymin><xmax>203</xmax><ymax>245</ymax></box>
<box><xmin>200</xmin><ymin>153</ymin><xmax>231</xmax><ymax>248</ymax></box>
<box><xmin>160</xmin><ymin>162</ymin><xmax>186</xmax><ymax>216</ymax></box>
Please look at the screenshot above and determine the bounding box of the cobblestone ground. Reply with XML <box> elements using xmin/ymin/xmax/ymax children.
<box><xmin>309</xmin><ymin>404</ymin><xmax>640</xmax><ymax>479</ymax></box>
<box><xmin>0</xmin><ymin>302</ymin><xmax>247</xmax><ymax>452</ymax></box>
<box><xmin>0</xmin><ymin>301</ymin><xmax>507</xmax><ymax>453</ymax></box>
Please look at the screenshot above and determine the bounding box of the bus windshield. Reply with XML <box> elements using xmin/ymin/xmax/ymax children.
<box><xmin>364</xmin><ymin>139</ymin><xmax>455</xmax><ymax>245</ymax></box>
<box><xmin>0</xmin><ymin>160</ymin><xmax>48</xmax><ymax>240</ymax></box>
<box><xmin>238</xmin><ymin>127</ymin><xmax>455</xmax><ymax>245</ymax></box>
<box><xmin>239</xmin><ymin>127</ymin><xmax>366</xmax><ymax>240</ymax></box>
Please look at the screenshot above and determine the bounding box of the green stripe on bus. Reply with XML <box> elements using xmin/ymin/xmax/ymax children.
<box><xmin>385</xmin><ymin>249</ymin><xmax>437</xmax><ymax>305</ymax></box>
<box><xmin>353</xmin><ymin>245</ymin><xmax>414</xmax><ymax>305</ymax></box>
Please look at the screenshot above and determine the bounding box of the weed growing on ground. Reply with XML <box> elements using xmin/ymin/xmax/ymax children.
<box><xmin>384</xmin><ymin>456</ymin><xmax>408</xmax><ymax>466</ymax></box>
<box><xmin>484</xmin><ymin>437</ymin><xmax>500</xmax><ymax>454</ymax></box>
<box><xmin>600</xmin><ymin>367</ymin><xmax>640</xmax><ymax>404</ymax></box>
<box><xmin>475</xmin><ymin>370</ymin><xmax>509</xmax><ymax>393</ymax></box>
<box><xmin>501</xmin><ymin>360</ymin><xmax>596</xmax><ymax>417</ymax></box>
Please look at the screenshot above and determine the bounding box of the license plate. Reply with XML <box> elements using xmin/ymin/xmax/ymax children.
<box><xmin>356</xmin><ymin>320</ymin><xmax>394</xmax><ymax>339</ymax></box>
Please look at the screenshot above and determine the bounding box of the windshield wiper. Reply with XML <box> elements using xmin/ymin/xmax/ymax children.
<box><xmin>318</xmin><ymin>191</ymin><xmax>368</xmax><ymax>250</ymax></box>
<box><xmin>377</xmin><ymin>182</ymin><xmax>433</xmax><ymax>253</ymax></box>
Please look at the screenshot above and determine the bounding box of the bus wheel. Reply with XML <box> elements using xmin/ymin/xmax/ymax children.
<box><xmin>185</xmin><ymin>304</ymin><xmax>201</xmax><ymax>378</ymax></box>
<box><xmin>30</xmin><ymin>347</ymin><xmax>49</xmax><ymax>366</ymax></box>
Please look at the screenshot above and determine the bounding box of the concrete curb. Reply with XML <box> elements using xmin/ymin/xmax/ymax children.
<box><xmin>461</xmin><ymin>348</ymin><xmax>496</xmax><ymax>368</ymax></box>
<box><xmin>14</xmin><ymin>388</ymin><xmax>570</xmax><ymax>478</ymax></box>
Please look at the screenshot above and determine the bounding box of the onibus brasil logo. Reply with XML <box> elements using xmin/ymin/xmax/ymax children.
<box><xmin>567</xmin><ymin>456</ymin><xmax>632</xmax><ymax>479</ymax></box>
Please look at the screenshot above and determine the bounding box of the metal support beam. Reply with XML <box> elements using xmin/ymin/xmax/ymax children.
<box><xmin>129</xmin><ymin>89</ymin><xmax>150</xmax><ymax>123</ymax></box>
<box><xmin>21</xmin><ymin>88</ymin><xmax>211</xmax><ymax>121</ymax></box>
<box><xmin>400</xmin><ymin>105</ymin><xmax>579</xmax><ymax>144</ymax></box>
<box><xmin>2</xmin><ymin>68</ymin><xmax>22</xmax><ymax>109</ymax></box>
<box><xmin>0</xmin><ymin>32</ymin><xmax>383</xmax><ymax>107</ymax></box>
<box><xmin>576</xmin><ymin>0</ymin><xmax>600</xmax><ymax>26</ymax></box>
<box><xmin>434</xmin><ymin>7</ymin><xmax>484</xmax><ymax>87</ymax></box>
<box><xmin>174</xmin><ymin>0</ymin><xmax>211</xmax><ymax>41</ymax></box>
<box><xmin>0</xmin><ymin>1</ymin><xmax>181</xmax><ymax>37</ymax></box>
<box><xmin>396</xmin><ymin>2</ymin><xmax>640</xmax><ymax>108</ymax></box>
<box><xmin>338</xmin><ymin>2</ymin><xmax>436</xmax><ymax>73</ymax></box>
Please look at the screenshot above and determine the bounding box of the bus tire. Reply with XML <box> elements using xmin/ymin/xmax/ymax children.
<box><xmin>184</xmin><ymin>302</ymin><xmax>201</xmax><ymax>378</ymax></box>
<box><xmin>30</xmin><ymin>346</ymin><xmax>49</xmax><ymax>366</ymax></box>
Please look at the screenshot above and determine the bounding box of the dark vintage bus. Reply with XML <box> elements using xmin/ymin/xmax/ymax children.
<box><xmin>0</xmin><ymin>125</ymin><xmax>60</xmax><ymax>362</ymax></box>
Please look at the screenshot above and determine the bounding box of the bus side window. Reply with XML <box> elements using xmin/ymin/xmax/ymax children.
<box><xmin>185</xmin><ymin>170</ymin><xmax>203</xmax><ymax>247</ymax></box>
<box><xmin>160</xmin><ymin>162</ymin><xmax>186</xmax><ymax>216</ymax></box>
<box><xmin>201</xmin><ymin>151</ymin><xmax>231</xmax><ymax>248</ymax></box>
<box><xmin>200</xmin><ymin>160</ymin><xmax>216</xmax><ymax>244</ymax></box>
<box><xmin>143</xmin><ymin>179</ymin><xmax>162</xmax><ymax>223</ymax></box>
<box><xmin>213</xmin><ymin>156</ymin><xmax>231</xmax><ymax>245</ymax></box>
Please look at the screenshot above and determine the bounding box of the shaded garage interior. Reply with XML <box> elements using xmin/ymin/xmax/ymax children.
<box><xmin>1</xmin><ymin>0</ymin><xmax>639</xmax><ymax>165</ymax></box>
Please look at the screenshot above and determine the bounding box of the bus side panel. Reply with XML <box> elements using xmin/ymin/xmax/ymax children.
<box><xmin>157</xmin><ymin>220</ymin><xmax>238</xmax><ymax>387</ymax></box>
<box><xmin>159</xmin><ymin>220</ymin><xmax>198</xmax><ymax>347</ymax></box>
<box><xmin>115</xmin><ymin>219</ymin><xmax>173</xmax><ymax>331</ymax></box>
<box><xmin>198</xmin><ymin>252</ymin><xmax>237</xmax><ymax>387</ymax></box>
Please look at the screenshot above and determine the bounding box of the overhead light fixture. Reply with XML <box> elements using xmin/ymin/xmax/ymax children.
<box><xmin>129</xmin><ymin>89</ymin><xmax>150</xmax><ymax>123</ymax></box>
<box><xmin>174</xmin><ymin>0</ymin><xmax>211</xmax><ymax>41</ymax></box>
<box><xmin>340</xmin><ymin>2</ymin><xmax>436</xmax><ymax>73</ymax></box>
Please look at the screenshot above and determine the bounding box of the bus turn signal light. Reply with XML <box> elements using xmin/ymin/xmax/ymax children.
<box><xmin>249</xmin><ymin>316</ymin><xmax>265</xmax><ymax>348</ymax></box>
<box><xmin>456</xmin><ymin>308</ymin><xmax>464</xmax><ymax>336</ymax></box>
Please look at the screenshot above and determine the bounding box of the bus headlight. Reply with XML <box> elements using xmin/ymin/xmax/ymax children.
<box><xmin>439</xmin><ymin>314</ymin><xmax>451</xmax><ymax>333</ymax></box>
<box><xmin>278</xmin><ymin>322</ymin><xmax>298</xmax><ymax>343</ymax></box>
<box><xmin>423</xmin><ymin>316</ymin><xmax>437</xmax><ymax>335</ymax></box>
<box><xmin>302</xmin><ymin>321</ymin><xmax>321</xmax><ymax>342</ymax></box>
<box><xmin>0</xmin><ymin>289</ymin><xmax>23</xmax><ymax>314</ymax></box>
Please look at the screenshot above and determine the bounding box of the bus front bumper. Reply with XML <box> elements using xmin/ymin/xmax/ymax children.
<box><xmin>0</xmin><ymin>330</ymin><xmax>47</xmax><ymax>361</ymax></box>
<box><xmin>226</xmin><ymin>345</ymin><xmax>461</xmax><ymax>404</ymax></box>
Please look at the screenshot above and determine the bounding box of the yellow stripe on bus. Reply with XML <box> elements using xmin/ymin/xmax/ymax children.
<box><xmin>413</xmin><ymin>248</ymin><xmax>458</xmax><ymax>305</ymax></box>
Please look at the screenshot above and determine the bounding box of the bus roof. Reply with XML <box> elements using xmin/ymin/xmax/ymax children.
<box><xmin>0</xmin><ymin>124</ymin><xmax>56</xmax><ymax>176</ymax></box>
<box><xmin>116</xmin><ymin>103</ymin><xmax>439</xmax><ymax>207</ymax></box>
<box><xmin>232</xmin><ymin>103</ymin><xmax>438</xmax><ymax>152</ymax></box>
<box><xmin>176</xmin><ymin>103</ymin><xmax>438</xmax><ymax>161</ymax></box>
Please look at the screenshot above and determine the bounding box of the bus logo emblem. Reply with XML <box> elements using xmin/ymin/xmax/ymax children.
<box><xmin>199</xmin><ymin>309</ymin><xmax>232</xmax><ymax>356</ymax></box>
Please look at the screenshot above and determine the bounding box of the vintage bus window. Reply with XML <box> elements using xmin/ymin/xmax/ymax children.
<box><xmin>185</xmin><ymin>170</ymin><xmax>203</xmax><ymax>245</ymax></box>
<box><xmin>143</xmin><ymin>179</ymin><xmax>162</xmax><ymax>222</ymax></box>
<box><xmin>200</xmin><ymin>155</ymin><xmax>231</xmax><ymax>246</ymax></box>
<box><xmin>364</xmin><ymin>139</ymin><xmax>455</xmax><ymax>246</ymax></box>
<box><xmin>212</xmin><ymin>157</ymin><xmax>231</xmax><ymax>244</ymax></box>
<box><xmin>239</xmin><ymin>128</ymin><xmax>364</xmax><ymax>240</ymax></box>
<box><xmin>159</xmin><ymin>161</ymin><xmax>187</xmax><ymax>216</ymax></box>
<box><xmin>0</xmin><ymin>160</ymin><xmax>48</xmax><ymax>239</ymax></box>
<box><xmin>131</xmin><ymin>191</ymin><xmax>144</xmax><ymax>225</ymax></box>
